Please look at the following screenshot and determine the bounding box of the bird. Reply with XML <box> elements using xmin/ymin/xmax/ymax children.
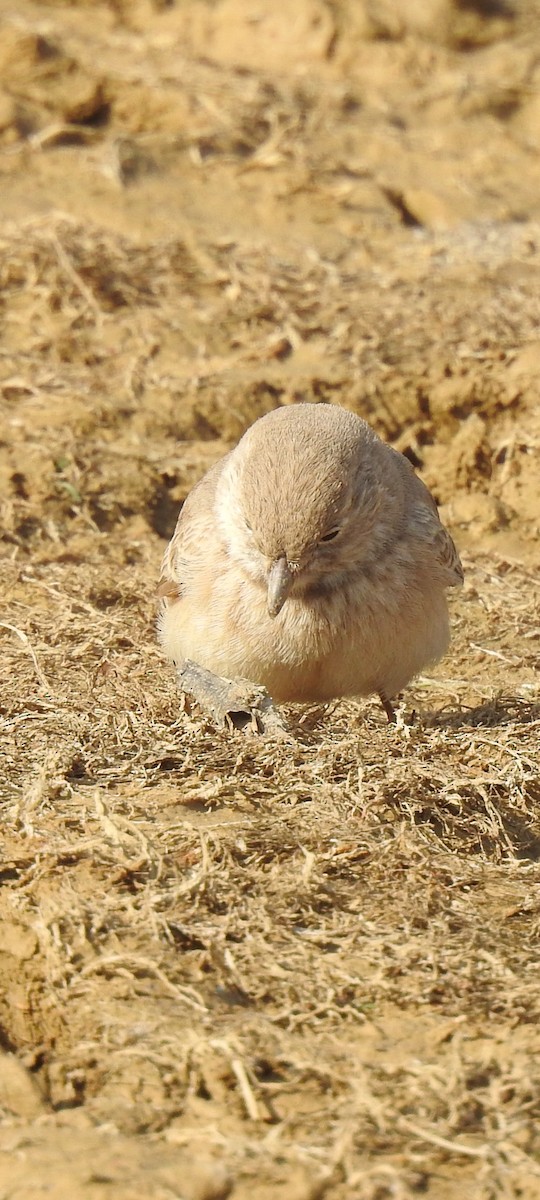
<box><xmin>157</xmin><ymin>403</ymin><xmax>463</xmax><ymax>731</ymax></box>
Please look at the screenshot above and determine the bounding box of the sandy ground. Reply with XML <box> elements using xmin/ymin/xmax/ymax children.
<box><xmin>1</xmin><ymin>1</ymin><xmax>540</xmax><ymax>1197</ymax></box>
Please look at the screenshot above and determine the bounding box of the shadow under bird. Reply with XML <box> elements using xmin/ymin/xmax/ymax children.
<box><xmin>158</xmin><ymin>403</ymin><xmax>463</xmax><ymax>733</ymax></box>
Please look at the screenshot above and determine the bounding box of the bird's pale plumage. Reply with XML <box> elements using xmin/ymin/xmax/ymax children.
<box><xmin>158</xmin><ymin>403</ymin><xmax>462</xmax><ymax>712</ymax></box>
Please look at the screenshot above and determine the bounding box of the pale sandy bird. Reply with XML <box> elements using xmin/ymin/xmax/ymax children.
<box><xmin>158</xmin><ymin>403</ymin><xmax>463</xmax><ymax>731</ymax></box>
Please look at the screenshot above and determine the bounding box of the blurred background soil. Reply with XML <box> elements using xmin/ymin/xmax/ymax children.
<box><xmin>1</xmin><ymin>1</ymin><xmax>540</xmax><ymax>1197</ymax></box>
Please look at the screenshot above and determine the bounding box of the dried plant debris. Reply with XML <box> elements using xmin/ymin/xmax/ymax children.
<box><xmin>2</xmin><ymin>2</ymin><xmax>540</xmax><ymax>1198</ymax></box>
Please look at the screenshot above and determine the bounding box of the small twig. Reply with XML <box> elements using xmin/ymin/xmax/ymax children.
<box><xmin>469</xmin><ymin>643</ymin><xmax>521</xmax><ymax>665</ymax></box>
<box><xmin>210</xmin><ymin>1038</ymin><xmax>261</xmax><ymax>1121</ymax></box>
<box><xmin>0</xmin><ymin>622</ymin><xmax>49</xmax><ymax>689</ymax></box>
<box><xmin>398</xmin><ymin>1116</ymin><xmax>490</xmax><ymax>1159</ymax></box>
<box><xmin>230</xmin><ymin>1057</ymin><xmax>261</xmax><ymax>1121</ymax></box>
<box><xmin>94</xmin><ymin>791</ymin><xmax>164</xmax><ymax>878</ymax></box>
<box><xmin>49</xmin><ymin>233</ymin><xmax>104</xmax><ymax>322</ymax></box>
<box><xmin>30</xmin><ymin>122</ymin><xmax>98</xmax><ymax>149</ymax></box>
<box><xmin>80</xmin><ymin>953</ymin><xmax>207</xmax><ymax>1012</ymax></box>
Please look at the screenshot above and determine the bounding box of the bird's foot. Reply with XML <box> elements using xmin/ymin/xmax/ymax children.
<box><xmin>176</xmin><ymin>659</ymin><xmax>291</xmax><ymax>739</ymax></box>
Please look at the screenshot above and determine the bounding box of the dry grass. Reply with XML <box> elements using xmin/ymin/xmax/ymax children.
<box><xmin>1</xmin><ymin>3</ymin><xmax>540</xmax><ymax>1195</ymax></box>
<box><xmin>2</xmin><ymin>532</ymin><xmax>540</xmax><ymax>1197</ymax></box>
<box><xmin>1</xmin><ymin>215</ymin><xmax>540</xmax><ymax>1198</ymax></box>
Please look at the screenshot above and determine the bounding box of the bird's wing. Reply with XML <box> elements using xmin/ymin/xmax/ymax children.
<box><xmin>429</xmin><ymin>522</ymin><xmax>464</xmax><ymax>586</ymax></box>
<box><xmin>404</xmin><ymin>462</ymin><xmax>464</xmax><ymax>587</ymax></box>
<box><xmin>157</xmin><ymin>455</ymin><xmax>228</xmax><ymax>601</ymax></box>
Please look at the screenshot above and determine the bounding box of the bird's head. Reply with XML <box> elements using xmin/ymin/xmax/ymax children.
<box><xmin>215</xmin><ymin>404</ymin><xmax>401</xmax><ymax>617</ymax></box>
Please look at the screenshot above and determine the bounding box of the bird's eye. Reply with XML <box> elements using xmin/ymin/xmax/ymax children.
<box><xmin>320</xmin><ymin>528</ymin><xmax>340</xmax><ymax>543</ymax></box>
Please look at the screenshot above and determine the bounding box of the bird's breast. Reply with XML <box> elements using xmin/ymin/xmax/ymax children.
<box><xmin>235</xmin><ymin>578</ymin><xmax>341</xmax><ymax>663</ymax></box>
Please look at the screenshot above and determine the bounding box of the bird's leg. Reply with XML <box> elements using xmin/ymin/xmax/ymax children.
<box><xmin>379</xmin><ymin>692</ymin><xmax>417</xmax><ymax>731</ymax></box>
<box><xmin>379</xmin><ymin>693</ymin><xmax>397</xmax><ymax>724</ymax></box>
<box><xmin>175</xmin><ymin>659</ymin><xmax>291</xmax><ymax>739</ymax></box>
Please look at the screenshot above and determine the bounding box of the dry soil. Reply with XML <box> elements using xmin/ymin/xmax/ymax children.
<box><xmin>1</xmin><ymin>2</ymin><xmax>540</xmax><ymax>1198</ymax></box>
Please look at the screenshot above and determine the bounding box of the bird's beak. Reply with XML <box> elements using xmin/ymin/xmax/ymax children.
<box><xmin>267</xmin><ymin>556</ymin><xmax>293</xmax><ymax>618</ymax></box>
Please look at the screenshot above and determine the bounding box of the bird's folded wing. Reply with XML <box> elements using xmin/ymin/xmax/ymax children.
<box><xmin>430</xmin><ymin>523</ymin><xmax>464</xmax><ymax>586</ymax></box>
<box><xmin>410</xmin><ymin>481</ymin><xmax>463</xmax><ymax>586</ymax></box>
<box><xmin>157</xmin><ymin>456</ymin><xmax>227</xmax><ymax>600</ymax></box>
<box><xmin>402</xmin><ymin>463</ymin><xmax>463</xmax><ymax>587</ymax></box>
